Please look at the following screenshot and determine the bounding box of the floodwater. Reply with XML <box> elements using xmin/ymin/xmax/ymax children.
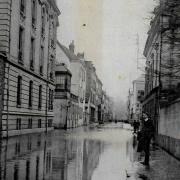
<box><xmin>0</xmin><ymin>123</ymin><xmax>137</xmax><ymax>180</ymax></box>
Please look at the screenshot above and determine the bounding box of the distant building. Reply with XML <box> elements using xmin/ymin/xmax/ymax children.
<box><xmin>127</xmin><ymin>89</ymin><xmax>134</xmax><ymax>123</ymax></box>
<box><xmin>96</xmin><ymin>77</ymin><xmax>103</xmax><ymax>123</ymax></box>
<box><xmin>129</xmin><ymin>76</ymin><xmax>145</xmax><ymax>123</ymax></box>
<box><xmin>69</xmin><ymin>43</ymin><xmax>87</xmax><ymax>127</ymax></box>
<box><xmin>85</xmin><ymin>61</ymin><xmax>98</xmax><ymax>123</ymax></box>
<box><xmin>0</xmin><ymin>0</ymin><xmax>60</xmax><ymax>137</ymax></box>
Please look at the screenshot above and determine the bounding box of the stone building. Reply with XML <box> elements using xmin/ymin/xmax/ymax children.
<box><xmin>96</xmin><ymin>77</ymin><xmax>103</xmax><ymax>123</ymax></box>
<box><xmin>143</xmin><ymin>0</ymin><xmax>180</xmax><ymax>159</ymax></box>
<box><xmin>70</xmin><ymin>44</ymin><xmax>86</xmax><ymax>127</ymax></box>
<box><xmin>127</xmin><ymin>89</ymin><xmax>134</xmax><ymax>123</ymax></box>
<box><xmin>55</xmin><ymin>41</ymin><xmax>86</xmax><ymax>128</ymax></box>
<box><xmin>0</xmin><ymin>0</ymin><xmax>60</xmax><ymax>137</ymax></box>
<box><xmin>85</xmin><ymin>61</ymin><xmax>98</xmax><ymax>124</ymax></box>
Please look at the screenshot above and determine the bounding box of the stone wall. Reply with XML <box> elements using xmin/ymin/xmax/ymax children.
<box><xmin>158</xmin><ymin>100</ymin><xmax>180</xmax><ymax>159</ymax></box>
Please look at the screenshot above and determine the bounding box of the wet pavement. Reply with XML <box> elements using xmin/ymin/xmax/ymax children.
<box><xmin>0</xmin><ymin>123</ymin><xmax>180</xmax><ymax>180</ymax></box>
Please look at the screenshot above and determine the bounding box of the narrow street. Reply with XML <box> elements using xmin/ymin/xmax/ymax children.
<box><xmin>0</xmin><ymin>123</ymin><xmax>180</xmax><ymax>180</ymax></box>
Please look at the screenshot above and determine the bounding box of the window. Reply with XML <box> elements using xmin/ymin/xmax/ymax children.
<box><xmin>15</xmin><ymin>142</ymin><xmax>20</xmax><ymax>155</ymax></box>
<box><xmin>49</xmin><ymin>57</ymin><xmax>54</xmax><ymax>81</ymax></box>
<box><xmin>17</xmin><ymin>76</ymin><xmax>22</xmax><ymax>106</ymax></box>
<box><xmin>14</xmin><ymin>164</ymin><xmax>19</xmax><ymax>180</ymax></box>
<box><xmin>51</xmin><ymin>22</ymin><xmax>55</xmax><ymax>47</ymax></box>
<box><xmin>18</xmin><ymin>27</ymin><xmax>24</xmax><ymax>64</ymax></box>
<box><xmin>41</xmin><ymin>7</ymin><xmax>45</xmax><ymax>36</ymax></box>
<box><xmin>20</xmin><ymin>0</ymin><xmax>25</xmax><ymax>15</ymax></box>
<box><xmin>39</xmin><ymin>46</ymin><xmax>44</xmax><ymax>75</ymax></box>
<box><xmin>31</xmin><ymin>0</ymin><xmax>36</xmax><ymax>27</ymax></box>
<box><xmin>30</xmin><ymin>38</ymin><xmax>35</xmax><ymax>70</ymax></box>
<box><xmin>16</xmin><ymin>118</ymin><xmax>21</xmax><ymax>130</ymax></box>
<box><xmin>26</xmin><ymin>160</ymin><xmax>30</xmax><ymax>180</ymax></box>
<box><xmin>29</xmin><ymin>81</ymin><xmax>33</xmax><ymax>108</ymax></box>
<box><xmin>56</xmin><ymin>76</ymin><xmax>65</xmax><ymax>89</ymax></box>
<box><xmin>38</xmin><ymin>119</ymin><xmax>41</xmax><ymax>128</ymax></box>
<box><xmin>36</xmin><ymin>156</ymin><xmax>40</xmax><ymax>180</ymax></box>
<box><xmin>38</xmin><ymin>85</ymin><xmax>42</xmax><ymax>110</ymax></box>
<box><xmin>28</xmin><ymin>119</ymin><xmax>32</xmax><ymax>129</ymax></box>
<box><xmin>48</xmin><ymin>89</ymin><xmax>53</xmax><ymax>111</ymax></box>
<box><xmin>27</xmin><ymin>137</ymin><xmax>32</xmax><ymax>151</ymax></box>
<box><xmin>48</xmin><ymin>119</ymin><xmax>52</xmax><ymax>127</ymax></box>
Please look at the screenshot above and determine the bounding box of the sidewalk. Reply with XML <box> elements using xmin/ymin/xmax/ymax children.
<box><xmin>126</xmin><ymin>145</ymin><xmax>180</xmax><ymax>180</ymax></box>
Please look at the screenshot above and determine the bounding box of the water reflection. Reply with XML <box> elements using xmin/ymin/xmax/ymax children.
<box><xmin>0</xmin><ymin>129</ymin><xmax>105</xmax><ymax>180</ymax></box>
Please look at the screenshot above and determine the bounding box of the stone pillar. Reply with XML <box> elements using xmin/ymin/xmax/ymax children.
<box><xmin>0</xmin><ymin>54</ymin><xmax>5</xmax><ymax>139</ymax></box>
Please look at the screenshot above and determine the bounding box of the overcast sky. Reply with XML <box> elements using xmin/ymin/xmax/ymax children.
<box><xmin>57</xmin><ymin>0</ymin><xmax>157</xmax><ymax>106</ymax></box>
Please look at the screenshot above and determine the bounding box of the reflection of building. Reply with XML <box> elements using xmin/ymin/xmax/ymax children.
<box><xmin>0</xmin><ymin>133</ymin><xmax>52</xmax><ymax>180</ymax></box>
<box><xmin>128</xmin><ymin>76</ymin><xmax>145</xmax><ymax>123</ymax></box>
<box><xmin>0</xmin><ymin>0</ymin><xmax>60</xmax><ymax>137</ymax></box>
<box><xmin>82</xmin><ymin>140</ymin><xmax>103</xmax><ymax>180</ymax></box>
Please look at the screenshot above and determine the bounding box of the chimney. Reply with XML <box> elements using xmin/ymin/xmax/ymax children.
<box><xmin>69</xmin><ymin>40</ymin><xmax>75</xmax><ymax>53</ymax></box>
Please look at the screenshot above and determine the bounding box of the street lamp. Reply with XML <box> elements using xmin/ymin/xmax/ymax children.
<box><xmin>64</xmin><ymin>100</ymin><xmax>71</xmax><ymax>130</ymax></box>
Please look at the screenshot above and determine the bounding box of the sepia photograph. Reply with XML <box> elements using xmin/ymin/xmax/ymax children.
<box><xmin>0</xmin><ymin>0</ymin><xmax>180</xmax><ymax>179</ymax></box>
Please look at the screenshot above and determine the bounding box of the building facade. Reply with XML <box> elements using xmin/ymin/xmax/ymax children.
<box><xmin>128</xmin><ymin>76</ymin><xmax>145</xmax><ymax>124</ymax></box>
<box><xmin>85</xmin><ymin>61</ymin><xmax>98</xmax><ymax>124</ymax></box>
<box><xmin>55</xmin><ymin>41</ymin><xmax>86</xmax><ymax>128</ymax></box>
<box><xmin>0</xmin><ymin>0</ymin><xmax>60</xmax><ymax>137</ymax></box>
<box><xmin>143</xmin><ymin>0</ymin><xmax>180</xmax><ymax>159</ymax></box>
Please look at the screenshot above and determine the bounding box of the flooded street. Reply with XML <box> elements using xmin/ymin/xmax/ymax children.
<box><xmin>0</xmin><ymin>123</ymin><xmax>136</xmax><ymax>180</ymax></box>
